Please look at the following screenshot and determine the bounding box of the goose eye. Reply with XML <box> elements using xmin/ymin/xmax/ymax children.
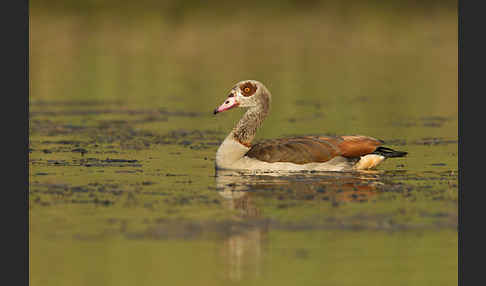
<box><xmin>240</xmin><ymin>82</ymin><xmax>256</xmax><ymax>96</ymax></box>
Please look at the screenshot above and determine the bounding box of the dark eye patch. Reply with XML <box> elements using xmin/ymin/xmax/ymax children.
<box><xmin>239</xmin><ymin>82</ymin><xmax>257</xmax><ymax>97</ymax></box>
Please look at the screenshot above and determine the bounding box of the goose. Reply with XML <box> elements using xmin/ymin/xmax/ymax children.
<box><xmin>213</xmin><ymin>80</ymin><xmax>407</xmax><ymax>172</ymax></box>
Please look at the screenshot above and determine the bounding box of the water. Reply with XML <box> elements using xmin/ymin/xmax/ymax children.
<box><xmin>29</xmin><ymin>3</ymin><xmax>457</xmax><ymax>285</ymax></box>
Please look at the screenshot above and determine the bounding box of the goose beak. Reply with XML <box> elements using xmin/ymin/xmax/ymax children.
<box><xmin>213</xmin><ymin>96</ymin><xmax>239</xmax><ymax>115</ymax></box>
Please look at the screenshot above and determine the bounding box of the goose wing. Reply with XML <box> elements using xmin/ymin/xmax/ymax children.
<box><xmin>245</xmin><ymin>135</ymin><xmax>383</xmax><ymax>164</ymax></box>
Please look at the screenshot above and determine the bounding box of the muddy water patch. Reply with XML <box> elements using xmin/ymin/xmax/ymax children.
<box><xmin>76</xmin><ymin>213</ymin><xmax>456</xmax><ymax>242</ymax></box>
<box><xmin>391</xmin><ymin>116</ymin><xmax>456</xmax><ymax>128</ymax></box>
<box><xmin>30</xmin><ymin>157</ymin><xmax>142</xmax><ymax>168</ymax></box>
<box><xmin>30</xmin><ymin>119</ymin><xmax>224</xmax><ymax>152</ymax></box>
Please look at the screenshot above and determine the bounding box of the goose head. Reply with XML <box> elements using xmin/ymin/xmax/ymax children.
<box><xmin>213</xmin><ymin>80</ymin><xmax>271</xmax><ymax>114</ymax></box>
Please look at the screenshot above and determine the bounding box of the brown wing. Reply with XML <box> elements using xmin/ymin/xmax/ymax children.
<box><xmin>245</xmin><ymin>135</ymin><xmax>383</xmax><ymax>164</ymax></box>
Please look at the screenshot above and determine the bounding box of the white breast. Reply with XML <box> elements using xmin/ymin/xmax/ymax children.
<box><xmin>215</xmin><ymin>134</ymin><xmax>251</xmax><ymax>170</ymax></box>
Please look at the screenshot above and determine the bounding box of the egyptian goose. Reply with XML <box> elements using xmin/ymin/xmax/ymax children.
<box><xmin>213</xmin><ymin>80</ymin><xmax>407</xmax><ymax>171</ymax></box>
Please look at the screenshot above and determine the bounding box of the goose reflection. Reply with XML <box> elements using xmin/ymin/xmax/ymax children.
<box><xmin>216</xmin><ymin>170</ymin><xmax>266</xmax><ymax>281</ymax></box>
<box><xmin>217</xmin><ymin>169</ymin><xmax>385</xmax><ymax>204</ymax></box>
<box><xmin>215</xmin><ymin>169</ymin><xmax>386</xmax><ymax>281</ymax></box>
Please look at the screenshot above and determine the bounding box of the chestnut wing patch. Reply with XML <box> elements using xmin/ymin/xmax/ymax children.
<box><xmin>245</xmin><ymin>135</ymin><xmax>383</xmax><ymax>164</ymax></box>
<box><xmin>338</xmin><ymin>135</ymin><xmax>383</xmax><ymax>158</ymax></box>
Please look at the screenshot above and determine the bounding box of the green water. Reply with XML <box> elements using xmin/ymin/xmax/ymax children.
<box><xmin>30</xmin><ymin>2</ymin><xmax>457</xmax><ymax>285</ymax></box>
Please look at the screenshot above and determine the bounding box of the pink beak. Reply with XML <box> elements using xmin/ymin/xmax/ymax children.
<box><xmin>213</xmin><ymin>96</ymin><xmax>239</xmax><ymax>114</ymax></box>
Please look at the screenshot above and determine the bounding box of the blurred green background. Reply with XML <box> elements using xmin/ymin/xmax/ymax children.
<box><xmin>30</xmin><ymin>0</ymin><xmax>457</xmax><ymax>120</ymax></box>
<box><xmin>30</xmin><ymin>1</ymin><xmax>458</xmax><ymax>286</ymax></box>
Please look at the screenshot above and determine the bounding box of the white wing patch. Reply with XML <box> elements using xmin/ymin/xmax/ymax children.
<box><xmin>353</xmin><ymin>154</ymin><xmax>386</xmax><ymax>170</ymax></box>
